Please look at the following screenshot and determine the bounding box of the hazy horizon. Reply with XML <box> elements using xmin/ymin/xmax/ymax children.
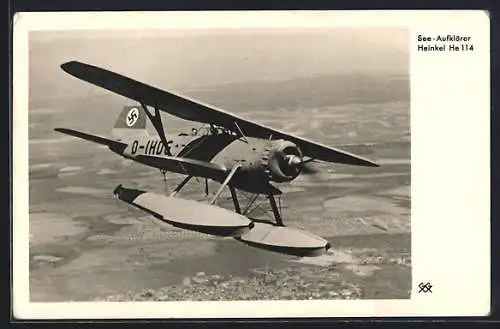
<box><xmin>29</xmin><ymin>28</ymin><xmax>408</xmax><ymax>104</ymax></box>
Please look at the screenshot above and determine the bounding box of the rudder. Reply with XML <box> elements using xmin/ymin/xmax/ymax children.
<box><xmin>111</xmin><ymin>105</ymin><xmax>148</xmax><ymax>139</ymax></box>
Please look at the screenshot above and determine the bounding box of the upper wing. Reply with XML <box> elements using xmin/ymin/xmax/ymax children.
<box><xmin>61</xmin><ymin>61</ymin><xmax>379</xmax><ymax>167</ymax></box>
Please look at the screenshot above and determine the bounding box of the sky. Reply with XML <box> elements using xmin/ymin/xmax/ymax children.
<box><xmin>29</xmin><ymin>28</ymin><xmax>408</xmax><ymax>103</ymax></box>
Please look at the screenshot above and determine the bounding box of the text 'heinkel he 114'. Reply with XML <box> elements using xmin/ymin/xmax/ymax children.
<box><xmin>55</xmin><ymin>61</ymin><xmax>379</xmax><ymax>257</ymax></box>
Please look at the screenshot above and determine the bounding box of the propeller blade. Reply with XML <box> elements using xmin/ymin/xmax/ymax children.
<box><xmin>301</xmin><ymin>157</ymin><xmax>317</xmax><ymax>165</ymax></box>
<box><xmin>300</xmin><ymin>162</ymin><xmax>320</xmax><ymax>175</ymax></box>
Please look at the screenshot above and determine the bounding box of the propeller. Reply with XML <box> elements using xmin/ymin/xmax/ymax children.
<box><xmin>284</xmin><ymin>155</ymin><xmax>320</xmax><ymax>175</ymax></box>
<box><xmin>266</xmin><ymin>140</ymin><xmax>322</xmax><ymax>181</ymax></box>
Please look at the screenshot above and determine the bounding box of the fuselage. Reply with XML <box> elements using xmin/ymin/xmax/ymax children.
<box><xmin>118</xmin><ymin>132</ymin><xmax>269</xmax><ymax>173</ymax></box>
<box><xmin>113</xmin><ymin>130</ymin><xmax>303</xmax><ymax>194</ymax></box>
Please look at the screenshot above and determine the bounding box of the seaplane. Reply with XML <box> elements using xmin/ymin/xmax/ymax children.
<box><xmin>55</xmin><ymin>61</ymin><xmax>379</xmax><ymax>257</ymax></box>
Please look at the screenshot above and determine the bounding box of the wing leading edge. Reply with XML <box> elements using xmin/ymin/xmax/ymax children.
<box><xmin>134</xmin><ymin>154</ymin><xmax>228</xmax><ymax>181</ymax></box>
<box><xmin>61</xmin><ymin>61</ymin><xmax>379</xmax><ymax>167</ymax></box>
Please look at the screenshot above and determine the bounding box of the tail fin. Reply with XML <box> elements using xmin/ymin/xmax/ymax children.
<box><xmin>111</xmin><ymin>105</ymin><xmax>148</xmax><ymax>139</ymax></box>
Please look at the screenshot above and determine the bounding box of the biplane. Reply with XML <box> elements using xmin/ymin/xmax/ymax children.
<box><xmin>55</xmin><ymin>61</ymin><xmax>379</xmax><ymax>257</ymax></box>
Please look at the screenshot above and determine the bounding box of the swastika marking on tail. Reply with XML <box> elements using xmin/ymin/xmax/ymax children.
<box><xmin>126</xmin><ymin>108</ymin><xmax>140</xmax><ymax>127</ymax></box>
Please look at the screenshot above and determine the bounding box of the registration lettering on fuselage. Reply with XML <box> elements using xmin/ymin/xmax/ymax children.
<box><xmin>129</xmin><ymin>139</ymin><xmax>173</xmax><ymax>156</ymax></box>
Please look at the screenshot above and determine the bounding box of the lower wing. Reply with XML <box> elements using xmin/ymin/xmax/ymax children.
<box><xmin>135</xmin><ymin>154</ymin><xmax>282</xmax><ymax>195</ymax></box>
<box><xmin>134</xmin><ymin>154</ymin><xmax>228</xmax><ymax>182</ymax></box>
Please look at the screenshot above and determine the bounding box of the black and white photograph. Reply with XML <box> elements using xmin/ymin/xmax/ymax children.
<box><xmin>13</xmin><ymin>11</ymin><xmax>490</xmax><ymax>318</ymax></box>
<box><xmin>28</xmin><ymin>26</ymin><xmax>411</xmax><ymax>302</ymax></box>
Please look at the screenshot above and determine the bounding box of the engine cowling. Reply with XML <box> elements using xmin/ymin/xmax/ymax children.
<box><xmin>260</xmin><ymin>139</ymin><xmax>303</xmax><ymax>182</ymax></box>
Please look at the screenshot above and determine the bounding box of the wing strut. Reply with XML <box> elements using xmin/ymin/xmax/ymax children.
<box><xmin>229</xmin><ymin>186</ymin><xmax>241</xmax><ymax>214</ymax></box>
<box><xmin>210</xmin><ymin>164</ymin><xmax>241</xmax><ymax>205</ymax></box>
<box><xmin>233</xmin><ymin>121</ymin><xmax>248</xmax><ymax>143</ymax></box>
<box><xmin>140</xmin><ymin>103</ymin><xmax>171</xmax><ymax>155</ymax></box>
<box><xmin>268</xmin><ymin>193</ymin><xmax>284</xmax><ymax>226</ymax></box>
<box><xmin>169</xmin><ymin>175</ymin><xmax>193</xmax><ymax>197</ymax></box>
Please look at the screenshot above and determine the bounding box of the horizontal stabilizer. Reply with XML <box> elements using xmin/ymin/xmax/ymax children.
<box><xmin>113</xmin><ymin>185</ymin><xmax>253</xmax><ymax>237</ymax></box>
<box><xmin>54</xmin><ymin>128</ymin><xmax>127</xmax><ymax>152</ymax></box>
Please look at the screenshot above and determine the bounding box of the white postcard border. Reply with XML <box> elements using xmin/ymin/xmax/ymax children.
<box><xmin>13</xmin><ymin>10</ymin><xmax>491</xmax><ymax>318</ymax></box>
